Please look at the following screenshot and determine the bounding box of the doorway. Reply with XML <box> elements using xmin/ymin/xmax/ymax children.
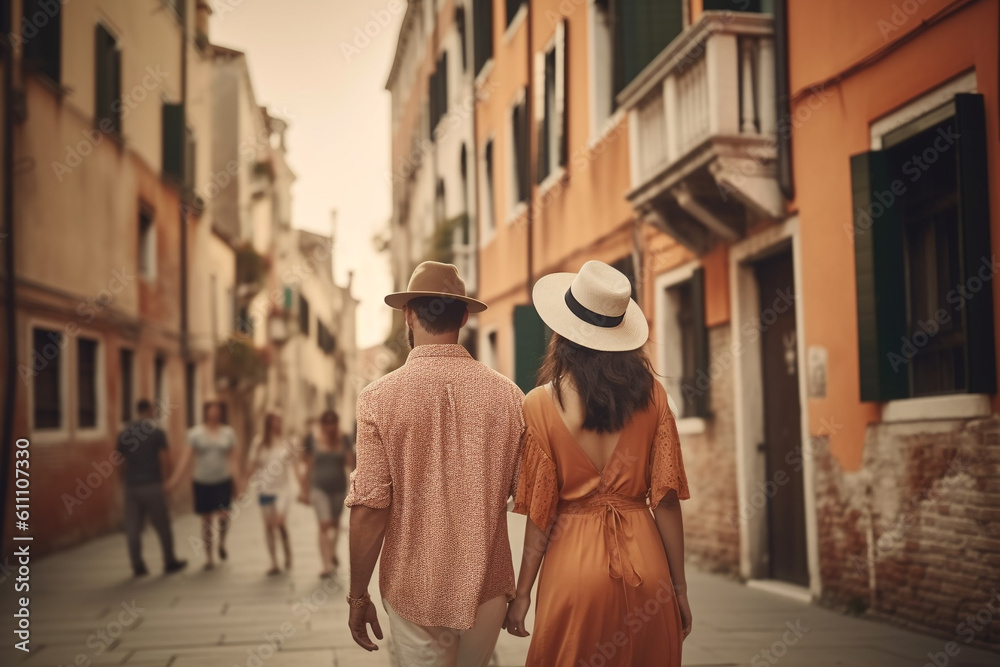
<box><xmin>754</xmin><ymin>250</ymin><xmax>808</xmax><ymax>586</ymax></box>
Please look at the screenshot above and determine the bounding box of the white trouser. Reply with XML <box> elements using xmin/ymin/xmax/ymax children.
<box><xmin>383</xmin><ymin>595</ymin><xmax>507</xmax><ymax>667</ymax></box>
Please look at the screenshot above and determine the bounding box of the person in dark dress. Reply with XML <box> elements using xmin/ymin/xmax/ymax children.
<box><xmin>118</xmin><ymin>399</ymin><xmax>187</xmax><ymax>577</ymax></box>
<box><xmin>298</xmin><ymin>409</ymin><xmax>355</xmax><ymax>578</ymax></box>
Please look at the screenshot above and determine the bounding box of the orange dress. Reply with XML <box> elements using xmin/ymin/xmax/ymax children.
<box><xmin>513</xmin><ymin>381</ymin><xmax>690</xmax><ymax>666</ymax></box>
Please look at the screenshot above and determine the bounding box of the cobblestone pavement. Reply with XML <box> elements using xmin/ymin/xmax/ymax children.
<box><xmin>1</xmin><ymin>498</ymin><xmax>997</xmax><ymax>666</ymax></box>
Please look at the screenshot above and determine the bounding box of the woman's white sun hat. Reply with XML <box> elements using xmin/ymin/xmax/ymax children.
<box><xmin>532</xmin><ymin>260</ymin><xmax>649</xmax><ymax>352</ymax></box>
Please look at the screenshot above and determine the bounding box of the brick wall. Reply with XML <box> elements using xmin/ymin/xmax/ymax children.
<box><xmin>679</xmin><ymin>324</ymin><xmax>740</xmax><ymax>576</ymax></box>
<box><xmin>815</xmin><ymin>415</ymin><xmax>1000</xmax><ymax>649</ymax></box>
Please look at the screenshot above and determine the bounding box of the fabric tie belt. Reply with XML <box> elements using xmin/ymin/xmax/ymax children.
<box><xmin>558</xmin><ymin>493</ymin><xmax>648</xmax><ymax>589</ymax></box>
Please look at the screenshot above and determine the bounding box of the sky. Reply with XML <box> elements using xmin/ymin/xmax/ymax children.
<box><xmin>210</xmin><ymin>0</ymin><xmax>404</xmax><ymax>349</ymax></box>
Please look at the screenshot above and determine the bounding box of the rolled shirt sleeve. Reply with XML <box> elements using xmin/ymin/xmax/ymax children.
<box><xmin>345</xmin><ymin>389</ymin><xmax>393</xmax><ymax>509</ymax></box>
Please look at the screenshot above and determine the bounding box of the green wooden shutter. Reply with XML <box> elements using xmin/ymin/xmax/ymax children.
<box><xmin>162</xmin><ymin>103</ymin><xmax>184</xmax><ymax>182</ymax></box>
<box><xmin>690</xmin><ymin>267</ymin><xmax>711</xmax><ymax>417</ymax></box>
<box><xmin>517</xmin><ymin>92</ymin><xmax>530</xmax><ymax>201</ymax></box>
<box><xmin>111</xmin><ymin>42</ymin><xmax>122</xmax><ymax>133</ymax></box>
<box><xmin>954</xmin><ymin>94</ymin><xmax>996</xmax><ymax>394</ymax></box>
<box><xmin>555</xmin><ymin>19</ymin><xmax>568</xmax><ymax>168</ymax></box>
<box><xmin>440</xmin><ymin>52</ymin><xmax>449</xmax><ymax>118</ymax></box>
<box><xmin>95</xmin><ymin>25</ymin><xmax>110</xmax><ymax>127</ymax></box>
<box><xmin>851</xmin><ymin>151</ymin><xmax>908</xmax><ymax>402</ymax></box>
<box><xmin>534</xmin><ymin>49</ymin><xmax>548</xmax><ymax>183</ymax></box>
<box><xmin>514</xmin><ymin>304</ymin><xmax>549</xmax><ymax>394</ymax></box>
<box><xmin>614</xmin><ymin>0</ymin><xmax>683</xmax><ymax>96</ymax></box>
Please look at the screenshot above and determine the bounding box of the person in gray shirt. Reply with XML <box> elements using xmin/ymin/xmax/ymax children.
<box><xmin>117</xmin><ymin>399</ymin><xmax>187</xmax><ymax>577</ymax></box>
<box><xmin>167</xmin><ymin>400</ymin><xmax>243</xmax><ymax>570</ymax></box>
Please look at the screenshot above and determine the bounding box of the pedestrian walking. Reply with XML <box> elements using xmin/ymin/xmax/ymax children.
<box><xmin>503</xmin><ymin>260</ymin><xmax>693</xmax><ymax>666</ymax></box>
<box><xmin>247</xmin><ymin>413</ymin><xmax>294</xmax><ymax>575</ymax></box>
<box><xmin>118</xmin><ymin>399</ymin><xmax>188</xmax><ymax>577</ymax></box>
<box><xmin>298</xmin><ymin>409</ymin><xmax>354</xmax><ymax>578</ymax></box>
<box><xmin>166</xmin><ymin>400</ymin><xmax>242</xmax><ymax>570</ymax></box>
<box><xmin>345</xmin><ymin>261</ymin><xmax>525</xmax><ymax>666</ymax></box>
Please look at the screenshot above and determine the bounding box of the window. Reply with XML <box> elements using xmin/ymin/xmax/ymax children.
<box><xmin>661</xmin><ymin>268</ymin><xmax>710</xmax><ymax>418</ymax></box>
<box><xmin>598</xmin><ymin>0</ymin><xmax>683</xmax><ymax>101</ymax></box>
<box><xmin>32</xmin><ymin>328</ymin><xmax>63</xmax><ymax>430</ymax></box>
<box><xmin>514</xmin><ymin>305</ymin><xmax>550</xmax><ymax>394</ymax></box>
<box><xmin>505</xmin><ymin>0</ymin><xmax>524</xmax><ymax>26</ymax></box>
<box><xmin>482</xmin><ymin>139</ymin><xmax>496</xmax><ymax>233</ymax></box>
<box><xmin>77</xmin><ymin>338</ymin><xmax>99</xmax><ymax>429</ymax></box>
<box><xmin>429</xmin><ymin>52</ymin><xmax>449</xmax><ymax>137</ymax></box>
<box><xmin>185</xmin><ymin>362</ymin><xmax>197</xmax><ymax>428</ymax></box>
<box><xmin>484</xmin><ymin>329</ymin><xmax>499</xmax><ymax>370</ymax></box>
<box><xmin>298</xmin><ymin>295</ymin><xmax>311</xmax><ymax>336</ymax></box>
<box><xmin>23</xmin><ymin>0</ymin><xmax>62</xmax><ymax>83</ymax></box>
<box><xmin>536</xmin><ymin>21</ymin><xmax>568</xmax><ymax>182</ymax></box>
<box><xmin>95</xmin><ymin>24</ymin><xmax>121</xmax><ymax>135</ymax></box>
<box><xmin>162</xmin><ymin>104</ymin><xmax>185</xmax><ymax>183</ymax></box>
<box><xmin>139</xmin><ymin>205</ymin><xmax>156</xmax><ymax>280</ymax></box>
<box><xmin>851</xmin><ymin>94</ymin><xmax>994</xmax><ymax>400</ymax></box>
<box><xmin>154</xmin><ymin>355</ymin><xmax>166</xmax><ymax>409</ymax></box>
<box><xmin>507</xmin><ymin>92</ymin><xmax>529</xmax><ymax>211</ymax></box>
<box><xmin>472</xmin><ymin>0</ymin><xmax>493</xmax><ymax>75</ymax></box>
<box><xmin>317</xmin><ymin>321</ymin><xmax>336</xmax><ymax>355</ymax></box>
<box><xmin>455</xmin><ymin>6</ymin><xmax>468</xmax><ymax>72</ymax></box>
<box><xmin>120</xmin><ymin>348</ymin><xmax>134</xmax><ymax>423</ymax></box>
<box><xmin>611</xmin><ymin>255</ymin><xmax>638</xmax><ymax>301</ymax></box>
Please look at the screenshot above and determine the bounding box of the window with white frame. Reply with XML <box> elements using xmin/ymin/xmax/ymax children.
<box><xmin>77</xmin><ymin>337</ymin><xmax>100</xmax><ymax>430</ymax></box>
<box><xmin>851</xmin><ymin>82</ymin><xmax>993</xmax><ymax>401</ymax></box>
<box><xmin>536</xmin><ymin>20</ymin><xmax>567</xmax><ymax>182</ymax></box>
<box><xmin>507</xmin><ymin>90</ymin><xmax>529</xmax><ymax>213</ymax></box>
<box><xmin>32</xmin><ymin>328</ymin><xmax>64</xmax><ymax>431</ymax></box>
<box><xmin>656</xmin><ymin>266</ymin><xmax>710</xmax><ymax>418</ymax></box>
<box><xmin>139</xmin><ymin>204</ymin><xmax>156</xmax><ymax>280</ymax></box>
<box><xmin>120</xmin><ymin>348</ymin><xmax>135</xmax><ymax>424</ymax></box>
<box><xmin>589</xmin><ymin>0</ymin><xmax>614</xmax><ymax>138</ymax></box>
<box><xmin>482</xmin><ymin>138</ymin><xmax>496</xmax><ymax>235</ymax></box>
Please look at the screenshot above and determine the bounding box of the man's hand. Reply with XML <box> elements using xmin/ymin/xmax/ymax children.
<box><xmin>348</xmin><ymin>599</ymin><xmax>383</xmax><ymax>651</ymax></box>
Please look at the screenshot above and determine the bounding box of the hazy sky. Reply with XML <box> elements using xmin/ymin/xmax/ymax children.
<box><xmin>210</xmin><ymin>0</ymin><xmax>404</xmax><ymax>349</ymax></box>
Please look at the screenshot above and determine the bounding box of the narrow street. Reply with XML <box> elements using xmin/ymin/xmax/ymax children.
<box><xmin>2</xmin><ymin>500</ymin><xmax>997</xmax><ymax>667</ymax></box>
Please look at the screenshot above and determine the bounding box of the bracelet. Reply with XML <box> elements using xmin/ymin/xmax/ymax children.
<box><xmin>346</xmin><ymin>592</ymin><xmax>370</xmax><ymax>609</ymax></box>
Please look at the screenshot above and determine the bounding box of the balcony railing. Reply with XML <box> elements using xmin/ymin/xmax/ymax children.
<box><xmin>621</xmin><ymin>11</ymin><xmax>776</xmax><ymax>194</ymax></box>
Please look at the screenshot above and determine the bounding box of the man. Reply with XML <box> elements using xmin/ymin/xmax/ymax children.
<box><xmin>118</xmin><ymin>399</ymin><xmax>187</xmax><ymax>576</ymax></box>
<box><xmin>346</xmin><ymin>261</ymin><xmax>525</xmax><ymax>666</ymax></box>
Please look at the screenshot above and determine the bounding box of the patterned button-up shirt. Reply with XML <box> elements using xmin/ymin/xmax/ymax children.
<box><xmin>345</xmin><ymin>344</ymin><xmax>526</xmax><ymax>629</ymax></box>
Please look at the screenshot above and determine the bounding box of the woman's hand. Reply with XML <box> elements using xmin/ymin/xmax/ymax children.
<box><xmin>502</xmin><ymin>594</ymin><xmax>531</xmax><ymax>637</ymax></box>
<box><xmin>677</xmin><ymin>592</ymin><xmax>693</xmax><ymax>639</ymax></box>
<box><xmin>297</xmin><ymin>489</ymin><xmax>311</xmax><ymax>505</ymax></box>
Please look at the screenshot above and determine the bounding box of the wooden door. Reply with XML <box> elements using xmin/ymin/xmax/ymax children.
<box><xmin>755</xmin><ymin>250</ymin><xmax>808</xmax><ymax>586</ymax></box>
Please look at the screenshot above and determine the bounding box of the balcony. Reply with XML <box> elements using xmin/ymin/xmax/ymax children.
<box><xmin>619</xmin><ymin>12</ymin><xmax>782</xmax><ymax>254</ymax></box>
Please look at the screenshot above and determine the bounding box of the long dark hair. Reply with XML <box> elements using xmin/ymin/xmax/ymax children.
<box><xmin>537</xmin><ymin>333</ymin><xmax>655</xmax><ymax>433</ymax></box>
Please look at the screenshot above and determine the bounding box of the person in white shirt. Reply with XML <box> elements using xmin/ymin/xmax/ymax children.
<box><xmin>166</xmin><ymin>400</ymin><xmax>243</xmax><ymax>570</ymax></box>
<box><xmin>247</xmin><ymin>413</ymin><xmax>296</xmax><ymax>575</ymax></box>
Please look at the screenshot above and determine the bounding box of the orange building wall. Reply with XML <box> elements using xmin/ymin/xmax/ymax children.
<box><xmin>789</xmin><ymin>0</ymin><xmax>1000</xmax><ymax>470</ymax></box>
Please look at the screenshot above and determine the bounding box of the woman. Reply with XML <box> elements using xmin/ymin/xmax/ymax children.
<box><xmin>503</xmin><ymin>260</ymin><xmax>693</xmax><ymax>666</ymax></box>
<box><xmin>167</xmin><ymin>400</ymin><xmax>242</xmax><ymax>570</ymax></box>
<box><xmin>247</xmin><ymin>413</ymin><xmax>294</xmax><ymax>575</ymax></box>
<box><xmin>297</xmin><ymin>409</ymin><xmax>355</xmax><ymax>578</ymax></box>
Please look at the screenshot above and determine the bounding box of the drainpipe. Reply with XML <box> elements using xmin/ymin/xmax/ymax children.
<box><xmin>179</xmin><ymin>0</ymin><xmax>190</xmax><ymax>357</ymax></box>
<box><xmin>0</xmin><ymin>4</ymin><xmax>19</xmax><ymax>549</ymax></box>
<box><xmin>525</xmin><ymin>0</ymin><xmax>533</xmax><ymax>290</ymax></box>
